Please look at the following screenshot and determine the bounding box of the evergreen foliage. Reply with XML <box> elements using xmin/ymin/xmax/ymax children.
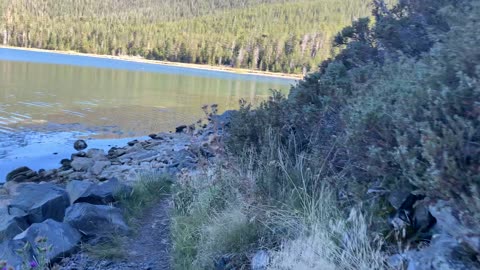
<box><xmin>0</xmin><ymin>0</ymin><xmax>389</xmax><ymax>74</ymax></box>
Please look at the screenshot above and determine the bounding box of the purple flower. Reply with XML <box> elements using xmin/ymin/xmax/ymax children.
<box><xmin>29</xmin><ymin>261</ymin><xmax>38</xmax><ymax>268</ymax></box>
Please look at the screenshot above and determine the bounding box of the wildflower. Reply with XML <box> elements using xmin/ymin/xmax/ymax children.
<box><xmin>29</xmin><ymin>260</ymin><xmax>38</xmax><ymax>268</ymax></box>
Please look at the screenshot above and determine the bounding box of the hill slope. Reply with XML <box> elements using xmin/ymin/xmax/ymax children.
<box><xmin>1</xmin><ymin>0</ymin><xmax>377</xmax><ymax>74</ymax></box>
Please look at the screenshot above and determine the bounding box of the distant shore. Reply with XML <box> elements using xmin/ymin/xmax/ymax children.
<box><xmin>0</xmin><ymin>46</ymin><xmax>303</xmax><ymax>80</ymax></box>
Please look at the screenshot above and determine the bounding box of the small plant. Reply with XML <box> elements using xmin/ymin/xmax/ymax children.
<box><xmin>115</xmin><ymin>172</ymin><xmax>173</xmax><ymax>224</ymax></box>
<box><xmin>0</xmin><ymin>236</ymin><xmax>51</xmax><ymax>270</ymax></box>
<box><xmin>83</xmin><ymin>236</ymin><xmax>127</xmax><ymax>259</ymax></box>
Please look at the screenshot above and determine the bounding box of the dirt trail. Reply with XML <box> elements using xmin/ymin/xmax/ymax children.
<box><xmin>124</xmin><ymin>197</ymin><xmax>173</xmax><ymax>270</ymax></box>
<box><xmin>60</xmin><ymin>198</ymin><xmax>173</xmax><ymax>270</ymax></box>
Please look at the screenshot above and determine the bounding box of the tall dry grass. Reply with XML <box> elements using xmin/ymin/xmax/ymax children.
<box><xmin>173</xmin><ymin>131</ymin><xmax>389</xmax><ymax>269</ymax></box>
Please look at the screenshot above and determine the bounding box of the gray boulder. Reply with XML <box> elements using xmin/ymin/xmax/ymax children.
<box><xmin>8</xmin><ymin>183</ymin><xmax>70</xmax><ymax>224</ymax></box>
<box><xmin>0</xmin><ymin>208</ymin><xmax>28</xmax><ymax>241</ymax></box>
<box><xmin>90</xmin><ymin>160</ymin><xmax>111</xmax><ymax>175</ymax></box>
<box><xmin>175</xmin><ymin>125</ymin><xmax>187</xmax><ymax>133</ymax></box>
<box><xmin>71</xmin><ymin>157</ymin><xmax>94</xmax><ymax>172</ymax></box>
<box><xmin>387</xmin><ymin>189</ymin><xmax>412</xmax><ymax>210</ymax></box>
<box><xmin>86</xmin><ymin>149</ymin><xmax>108</xmax><ymax>161</ymax></box>
<box><xmin>66</xmin><ymin>178</ymin><xmax>131</xmax><ymax>205</ymax></box>
<box><xmin>429</xmin><ymin>200</ymin><xmax>480</xmax><ymax>254</ymax></box>
<box><xmin>404</xmin><ymin>234</ymin><xmax>480</xmax><ymax>270</ymax></box>
<box><xmin>64</xmin><ymin>203</ymin><xmax>129</xmax><ymax>239</ymax></box>
<box><xmin>6</xmin><ymin>167</ymin><xmax>40</xmax><ymax>183</ymax></box>
<box><xmin>66</xmin><ymin>180</ymin><xmax>94</xmax><ymax>204</ymax></box>
<box><xmin>73</xmin><ymin>139</ymin><xmax>88</xmax><ymax>151</ymax></box>
<box><xmin>0</xmin><ymin>240</ymin><xmax>23</xmax><ymax>269</ymax></box>
<box><xmin>13</xmin><ymin>219</ymin><xmax>81</xmax><ymax>264</ymax></box>
<box><xmin>212</xmin><ymin>110</ymin><xmax>234</xmax><ymax>126</ymax></box>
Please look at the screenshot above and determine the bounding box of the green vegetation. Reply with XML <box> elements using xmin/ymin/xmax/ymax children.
<box><xmin>173</xmin><ymin>137</ymin><xmax>386</xmax><ymax>269</ymax></box>
<box><xmin>83</xmin><ymin>236</ymin><xmax>127</xmax><ymax>260</ymax></box>
<box><xmin>227</xmin><ymin>0</ymin><xmax>480</xmax><ymax>226</ymax></box>
<box><xmin>173</xmin><ymin>0</ymin><xmax>480</xmax><ymax>269</ymax></box>
<box><xmin>116</xmin><ymin>173</ymin><xmax>173</xmax><ymax>224</ymax></box>
<box><xmin>1</xmin><ymin>0</ymin><xmax>391</xmax><ymax>74</ymax></box>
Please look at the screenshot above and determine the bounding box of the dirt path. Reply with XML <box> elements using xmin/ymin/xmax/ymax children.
<box><xmin>125</xmin><ymin>197</ymin><xmax>173</xmax><ymax>270</ymax></box>
<box><xmin>60</xmin><ymin>198</ymin><xmax>173</xmax><ymax>270</ymax></box>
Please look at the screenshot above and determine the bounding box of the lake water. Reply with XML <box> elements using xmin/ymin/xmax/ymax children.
<box><xmin>0</xmin><ymin>48</ymin><xmax>294</xmax><ymax>181</ymax></box>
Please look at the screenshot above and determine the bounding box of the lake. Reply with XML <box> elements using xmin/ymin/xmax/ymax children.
<box><xmin>0</xmin><ymin>48</ymin><xmax>294</xmax><ymax>181</ymax></box>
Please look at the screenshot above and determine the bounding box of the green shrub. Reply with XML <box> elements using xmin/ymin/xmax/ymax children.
<box><xmin>226</xmin><ymin>0</ymin><xmax>480</xmax><ymax>230</ymax></box>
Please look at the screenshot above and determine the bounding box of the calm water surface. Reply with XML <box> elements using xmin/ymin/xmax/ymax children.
<box><xmin>0</xmin><ymin>48</ymin><xmax>294</xmax><ymax>181</ymax></box>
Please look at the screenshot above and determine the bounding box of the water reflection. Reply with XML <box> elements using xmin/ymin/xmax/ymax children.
<box><xmin>0</xmin><ymin>59</ymin><xmax>292</xmax><ymax>137</ymax></box>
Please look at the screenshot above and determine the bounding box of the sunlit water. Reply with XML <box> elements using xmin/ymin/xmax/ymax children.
<box><xmin>0</xmin><ymin>48</ymin><xmax>294</xmax><ymax>181</ymax></box>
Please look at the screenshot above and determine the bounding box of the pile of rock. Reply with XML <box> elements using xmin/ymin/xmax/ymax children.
<box><xmin>385</xmin><ymin>190</ymin><xmax>480</xmax><ymax>269</ymax></box>
<box><xmin>0</xmin><ymin>178</ymin><xmax>130</xmax><ymax>268</ymax></box>
<box><xmin>0</xmin><ymin>111</ymin><xmax>231</xmax><ymax>268</ymax></box>
<box><xmin>31</xmin><ymin>133</ymin><xmax>207</xmax><ymax>186</ymax></box>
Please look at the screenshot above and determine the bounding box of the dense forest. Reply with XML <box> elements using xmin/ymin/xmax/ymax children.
<box><xmin>0</xmin><ymin>0</ymin><xmax>393</xmax><ymax>74</ymax></box>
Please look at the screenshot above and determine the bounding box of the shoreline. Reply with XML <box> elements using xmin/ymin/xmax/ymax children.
<box><xmin>0</xmin><ymin>46</ymin><xmax>303</xmax><ymax>80</ymax></box>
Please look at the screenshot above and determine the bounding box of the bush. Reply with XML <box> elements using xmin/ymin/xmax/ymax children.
<box><xmin>225</xmin><ymin>0</ymin><xmax>480</xmax><ymax>230</ymax></box>
<box><xmin>182</xmin><ymin>0</ymin><xmax>480</xmax><ymax>268</ymax></box>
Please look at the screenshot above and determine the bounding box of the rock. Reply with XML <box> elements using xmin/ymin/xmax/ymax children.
<box><xmin>57</xmin><ymin>169</ymin><xmax>74</xmax><ymax>178</ymax></box>
<box><xmin>64</xmin><ymin>203</ymin><xmax>129</xmax><ymax>240</ymax></box>
<box><xmin>251</xmin><ymin>250</ymin><xmax>270</xmax><ymax>270</ymax></box>
<box><xmin>71</xmin><ymin>151</ymin><xmax>87</xmax><ymax>158</ymax></box>
<box><xmin>90</xmin><ymin>160</ymin><xmax>111</xmax><ymax>175</ymax></box>
<box><xmin>39</xmin><ymin>169</ymin><xmax>57</xmax><ymax>180</ymax></box>
<box><xmin>73</xmin><ymin>139</ymin><xmax>88</xmax><ymax>151</ymax></box>
<box><xmin>71</xmin><ymin>157</ymin><xmax>94</xmax><ymax>172</ymax></box>
<box><xmin>108</xmin><ymin>147</ymin><xmax>127</xmax><ymax>158</ymax></box>
<box><xmin>8</xmin><ymin>183</ymin><xmax>70</xmax><ymax>224</ymax></box>
<box><xmin>0</xmin><ymin>208</ymin><xmax>28</xmax><ymax>241</ymax></box>
<box><xmin>148</xmin><ymin>133</ymin><xmax>158</xmax><ymax>139</ymax></box>
<box><xmin>429</xmin><ymin>200</ymin><xmax>479</xmax><ymax>254</ymax></box>
<box><xmin>68</xmin><ymin>172</ymin><xmax>87</xmax><ymax>181</ymax></box>
<box><xmin>387</xmin><ymin>254</ymin><xmax>406</xmax><ymax>269</ymax></box>
<box><xmin>404</xmin><ymin>234</ymin><xmax>480</xmax><ymax>270</ymax></box>
<box><xmin>212</xmin><ymin>110</ymin><xmax>235</xmax><ymax>126</ymax></box>
<box><xmin>412</xmin><ymin>201</ymin><xmax>435</xmax><ymax>232</ymax></box>
<box><xmin>175</xmin><ymin>125</ymin><xmax>187</xmax><ymax>133</ymax></box>
<box><xmin>67</xmin><ymin>178</ymin><xmax>130</xmax><ymax>205</ymax></box>
<box><xmin>388</xmin><ymin>189</ymin><xmax>412</xmax><ymax>210</ymax></box>
<box><xmin>13</xmin><ymin>219</ymin><xmax>81</xmax><ymax>264</ymax></box>
<box><xmin>5</xmin><ymin>166</ymin><xmax>39</xmax><ymax>183</ymax></box>
<box><xmin>66</xmin><ymin>180</ymin><xmax>94</xmax><ymax>204</ymax></box>
<box><xmin>0</xmin><ymin>240</ymin><xmax>23</xmax><ymax>268</ymax></box>
<box><xmin>172</xmin><ymin>149</ymin><xmax>197</xmax><ymax>169</ymax></box>
<box><xmin>127</xmin><ymin>140</ymin><xmax>139</xmax><ymax>146</ymax></box>
<box><xmin>60</xmin><ymin>159</ymin><xmax>72</xmax><ymax>170</ymax></box>
<box><xmin>86</xmin><ymin>149</ymin><xmax>108</xmax><ymax>161</ymax></box>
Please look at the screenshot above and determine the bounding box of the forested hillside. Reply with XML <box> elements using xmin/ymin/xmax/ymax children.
<box><xmin>1</xmin><ymin>0</ymin><xmax>384</xmax><ymax>74</ymax></box>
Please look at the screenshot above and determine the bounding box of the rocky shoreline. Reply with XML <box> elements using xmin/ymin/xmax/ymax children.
<box><xmin>0</xmin><ymin>111</ymin><xmax>232</xmax><ymax>269</ymax></box>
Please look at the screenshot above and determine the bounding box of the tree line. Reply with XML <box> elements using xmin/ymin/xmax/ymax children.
<box><xmin>0</xmin><ymin>0</ymin><xmax>384</xmax><ymax>74</ymax></box>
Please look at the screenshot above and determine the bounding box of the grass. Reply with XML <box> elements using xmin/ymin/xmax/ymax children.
<box><xmin>82</xmin><ymin>236</ymin><xmax>127</xmax><ymax>260</ymax></box>
<box><xmin>172</xmin><ymin>138</ymin><xmax>389</xmax><ymax>270</ymax></box>
<box><xmin>116</xmin><ymin>172</ymin><xmax>173</xmax><ymax>225</ymax></box>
